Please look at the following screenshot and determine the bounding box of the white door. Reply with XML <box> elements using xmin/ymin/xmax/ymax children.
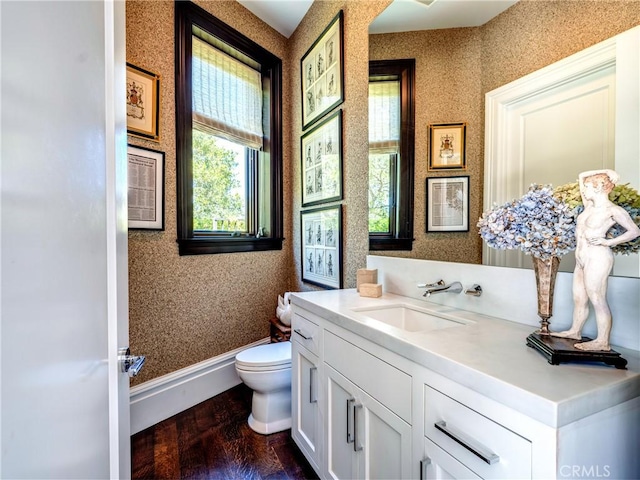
<box><xmin>484</xmin><ymin>27</ymin><xmax>640</xmax><ymax>277</ymax></box>
<box><xmin>1</xmin><ymin>1</ymin><xmax>132</xmax><ymax>478</ymax></box>
<box><xmin>491</xmin><ymin>64</ymin><xmax>616</xmax><ymax>273</ymax></box>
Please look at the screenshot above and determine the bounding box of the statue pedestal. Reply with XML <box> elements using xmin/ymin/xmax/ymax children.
<box><xmin>526</xmin><ymin>332</ymin><xmax>628</xmax><ymax>369</ymax></box>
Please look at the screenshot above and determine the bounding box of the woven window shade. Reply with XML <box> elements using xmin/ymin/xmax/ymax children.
<box><xmin>369</xmin><ymin>80</ymin><xmax>400</xmax><ymax>154</ymax></box>
<box><xmin>192</xmin><ymin>36</ymin><xmax>264</xmax><ymax>149</ymax></box>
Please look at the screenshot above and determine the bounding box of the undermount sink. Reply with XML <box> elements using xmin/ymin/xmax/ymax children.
<box><xmin>351</xmin><ymin>304</ymin><xmax>471</xmax><ymax>333</ymax></box>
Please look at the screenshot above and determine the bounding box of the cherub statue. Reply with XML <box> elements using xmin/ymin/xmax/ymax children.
<box><xmin>551</xmin><ymin>170</ymin><xmax>640</xmax><ymax>351</ymax></box>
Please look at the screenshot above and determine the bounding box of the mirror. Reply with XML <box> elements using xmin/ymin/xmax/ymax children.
<box><xmin>369</xmin><ymin>0</ymin><xmax>640</xmax><ymax>278</ymax></box>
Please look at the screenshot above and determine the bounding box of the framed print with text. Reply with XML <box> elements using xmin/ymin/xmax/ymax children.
<box><xmin>426</xmin><ymin>176</ymin><xmax>469</xmax><ymax>232</ymax></box>
<box><xmin>126</xmin><ymin>63</ymin><xmax>160</xmax><ymax>141</ymax></box>
<box><xmin>127</xmin><ymin>145</ymin><xmax>165</xmax><ymax>230</ymax></box>
<box><xmin>301</xmin><ymin>110</ymin><xmax>342</xmax><ymax>207</ymax></box>
<box><xmin>301</xmin><ymin>10</ymin><xmax>344</xmax><ymax>130</ymax></box>
<box><xmin>428</xmin><ymin>122</ymin><xmax>466</xmax><ymax>170</ymax></box>
<box><xmin>301</xmin><ymin>205</ymin><xmax>342</xmax><ymax>289</ymax></box>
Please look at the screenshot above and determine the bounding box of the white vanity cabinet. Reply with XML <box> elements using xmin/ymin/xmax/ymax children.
<box><xmin>292</xmin><ymin>308</ymin><xmax>414</xmax><ymax>480</ymax></box>
<box><xmin>291</xmin><ymin>298</ymin><xmax>640</xmax><ymax>480</ymax></box>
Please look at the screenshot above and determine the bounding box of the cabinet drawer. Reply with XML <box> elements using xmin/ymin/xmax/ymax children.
<box><xmin>325</xmin><ymin>331</ymin><xmax>411</xmax><ymax>424</ymax></box>
<box><xmin>424</xmin><ymin>386</ymin><xmax>531</xmax><ymax>479</ymax></box>
<box><xmin>291</xmin><ymin>313</ymin><xmax>321</xmax><ymax>356</ymax></box>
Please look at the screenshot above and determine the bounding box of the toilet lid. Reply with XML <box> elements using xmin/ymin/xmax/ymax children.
<box><xmin>236</xmin><ymin>342</ymin><xmax>291</xmax><ymax>369</ymax></box>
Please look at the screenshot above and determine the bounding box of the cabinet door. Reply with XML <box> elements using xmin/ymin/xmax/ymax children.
<box><xmin>325</xmin><ymin>366</ymin><xmax>412</xmax><ymax>479</ymax></box>
<box><xmin>291</xmin><ymin>341</ymin><xmax>320</xmax><ymax>471</ymax></box>
<box><xmin>422</xmin><ymin>438</ymin><xmax>481</xmax><ymax>480</ymax></box>
<box><xmin>356</xmin><ymin>387</ymin><xmax>412</xmax><ymax>480</ymax></box>
<box><xmin>325</xmin><ymin>367</ymin><xmax>358</xmax><ymax>480</ymax></box>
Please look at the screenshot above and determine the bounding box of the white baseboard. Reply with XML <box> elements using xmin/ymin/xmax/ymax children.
<box><xmin>129</xmin><ymin>337</ymin><xmax>270</xmax><ymax>434</ymax></box>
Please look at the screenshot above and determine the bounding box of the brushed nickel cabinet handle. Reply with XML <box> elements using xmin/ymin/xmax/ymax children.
<box><xmin>434</xmin><ymin>421</ymin><xmax>499</xmax><ymax>465</ymax></box>
<box><xmin>346</xmin><ymin>398</ymin><xmax>355</xmax><ymax>443</ymax></box>
<box><xmin>420</xmin><ymin>457</ymin><xmax>431</xmax><ymax>480</ymax></box>
<box><xmin>309</xmin><ymin>367</ymin><xmax>317</xmax><ymax>403</ymax></box>
<box><xmin>353</xmin><ymin>403</ymin><xmax>363</xmax><ymax>452</ymax></box>
<box><xmin>294</xmin><ymin>328</ymin><xmax>313</xmax><ymax>340</ymax></box>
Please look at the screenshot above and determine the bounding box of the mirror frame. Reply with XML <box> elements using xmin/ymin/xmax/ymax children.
<box><xmin>369</xmin><ymin>59</ymin><xmax>416</xmax><ymax>251</ymax></box>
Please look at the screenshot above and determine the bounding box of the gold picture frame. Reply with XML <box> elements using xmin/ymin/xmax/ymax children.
<box><xmin>428</xmin><ymin>122</ymin><xmax>466</xmax><ymax>170</ymax></box>
<box><xmin>126</xmin><ymin>63</ymin><xmax>160</xmax><ymax>141</ymax></box>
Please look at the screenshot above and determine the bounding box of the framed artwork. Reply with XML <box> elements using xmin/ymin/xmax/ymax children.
<box><xmin>301</xmin><ymin>205</ymin><xmax>342</xmax><ymax>289</ymax></box>
<box><xmin>301</xmin><ymin>10</ymin><xmax>344</xmax><ymax>130</ymax></box>
<box><xmin>301</xmin><ymin>110</ymin><xmax>343</xmax><ymax>207</ymax></box>
<box><xmin>126</xmin><ymin>63</ymin><xmax>160</xmax><ymax>141</ymax></box>
<box><xmin>426</xmin><ymin>176</ymin><xmax>469</xmax><ymax>232</ymax></box>
<box><xmin>127</xmin><ymin>144</ymin><xmax>165</xmax><ymax>230</ymax></box>
<box><xmin>428</xmin><ymin>122</ymin><xmax>466</xmax><ymax>170</ymax></box>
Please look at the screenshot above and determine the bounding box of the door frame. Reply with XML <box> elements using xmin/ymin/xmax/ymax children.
<box><xmin>105</xmin><ymin>0</ymin><xmax>132</xmax><ymax>476</ymax></box>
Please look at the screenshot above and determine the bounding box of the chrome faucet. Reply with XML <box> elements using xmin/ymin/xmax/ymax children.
<box><xmin>418</xmin><ymin>279</ymin><xmax>463</xmax><ymax>297</ymax></box>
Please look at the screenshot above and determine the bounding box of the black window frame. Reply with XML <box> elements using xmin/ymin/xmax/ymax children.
<box><xmin>175</xmin><ymin>1</ymin><xmax>283</xmax><ymax>255</ymax></box>
<box><xmin>369</xmin><ymin>59</ymin><xmax>415</xmax><ymax>251</ymax></box>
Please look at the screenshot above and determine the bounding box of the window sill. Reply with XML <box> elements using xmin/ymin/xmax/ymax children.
<box><xmin>177</xmin><ymin>236</ymin><xmax>283</xmax><ymax>255</ymax></box>
<box><xmin>369</xmin><ymin>237</ymin><xmax>414</xmax><ymax>251</ymax></box>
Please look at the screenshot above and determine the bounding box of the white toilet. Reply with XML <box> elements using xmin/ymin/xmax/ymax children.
<box><xmin>235</xmin><ymin>341</ymin><xmax>292</xmax><ymax>434</ymax></box>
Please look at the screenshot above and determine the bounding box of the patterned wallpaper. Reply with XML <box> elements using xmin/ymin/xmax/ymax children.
<box><xmin>289</xmin><ymin>0</ymin><xmax>392</xmax><ymax>292</ymax></box>
<box><xmin>126</xmin><ymin>0</ymin><xmax>291</xmax><ymax>384</ymax></box>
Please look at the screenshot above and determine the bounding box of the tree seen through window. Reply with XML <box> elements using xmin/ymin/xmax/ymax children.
<box><xmin>192</xmin><ymin>131</ymin><xmax>246</xmax><ymax>232</ymax></box>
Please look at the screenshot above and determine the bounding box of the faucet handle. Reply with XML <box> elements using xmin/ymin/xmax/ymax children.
<box><xmin>464</xmin><ymin>284</ymin><xmax>482</xmax><ymax>297</ymax></box>
<box><xmin>417</xmin><ymin>279</ymin><xmax>445</xmax><ymax>289</ymax></box>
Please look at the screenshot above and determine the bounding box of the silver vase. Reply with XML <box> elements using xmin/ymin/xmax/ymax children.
<box><xmin>531</xmin><ymin>255</ymin><xmax>560</xmax><ymax>335</ymax></box>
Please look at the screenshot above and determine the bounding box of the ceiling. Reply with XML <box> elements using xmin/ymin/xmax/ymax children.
<box><xmin>237</xmin><ymin>0</ymin><xmax>519</xmax><ymax>38</ymax></box>
<box><xmin>369</xmin><ymin>0</ymin><xmax>519</xmax><ymax>34</ymax></box>
<box><xmin>236</xmin><ymin>0</ymin><xmax>313</xmax><ymax>38</ymax></box>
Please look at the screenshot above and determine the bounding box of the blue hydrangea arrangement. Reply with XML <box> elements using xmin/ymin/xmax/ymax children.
<box><xmin>477</xmin><ymin>184</ymin><xmax>577</xmax><ymax>260</ymax></box>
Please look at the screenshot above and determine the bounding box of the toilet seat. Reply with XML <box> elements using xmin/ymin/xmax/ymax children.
<box><xmin>235</xmin><ymin>342</ymin><xmax>291</xmax><ymax>371</ymax></box>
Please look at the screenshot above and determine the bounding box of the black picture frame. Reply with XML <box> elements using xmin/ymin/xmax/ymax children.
<box><xmin>301</xmin><ymin>204</ymin><xmax>342</xmax><ymax>289</ymax></box>
<box><xmin>301</xmin><ymin>10</ymin><xmax>344</xmax><ymax>130</ymax></box>
<box><xmin>426</xmin><ymin>176</ymin><xmax>469</xmax><ymax>232</ymax></box>
<box><xmin>301</xmin><ymin>110</ymin><xmax>343</xmax><ymax>207</ymax></box>
<box><xmin>127</xmin><ymin>144</ymin><xmax>165</xmax><ymax>230</ymax></box>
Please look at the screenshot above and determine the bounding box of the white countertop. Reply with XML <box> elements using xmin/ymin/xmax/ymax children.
<box><xmin>291</xmin><ymin>289</ymin><xmax>640</xmax><ymax>428</ymax></box>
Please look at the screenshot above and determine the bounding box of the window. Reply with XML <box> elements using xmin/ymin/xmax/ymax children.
<box><xmin>175</xmin><ymin>2</ymin><xmax>283</xmax><ymax>255</ymax></box>
<box><xmin>369</xmin><ymin>80</ymin><xmax>399</xmax><ymax>235</ymax></box>
<box><xmin>369</xmin><ymin>60</ymin><xmax>415</xmax><ymax>250</ymax></box>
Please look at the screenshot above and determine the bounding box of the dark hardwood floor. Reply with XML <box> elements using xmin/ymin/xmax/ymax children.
<box><xmin>132</xmin><ymin>384</ymin><xmax>319</xmax><ymax>480</ymax></box>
